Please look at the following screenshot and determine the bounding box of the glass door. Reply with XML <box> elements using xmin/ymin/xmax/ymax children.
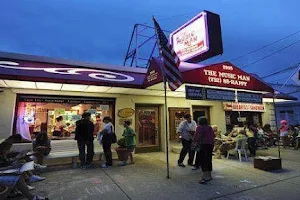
<box><xmin>168</xmin><ymin>108</ymin><xmax>190</xmax><ymax>141</ymax></box>
<box><xmin>192</xmin><ymin>106</ymin><xmax>210</xmax><ymax>123</ymax></box>
<box><xmin>135</xmin><ymin>106</ymin><xmax>160</xmax><ymax>152</ymax></box>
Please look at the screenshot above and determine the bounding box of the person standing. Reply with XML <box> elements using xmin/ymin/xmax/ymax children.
<box><xmin>75</xmin><ymin>112</ymin><xmax>95</xmax><ymax>168</ymax></box>
<box><xmin>194</xmin><ymin>117</ymin><xmax>214</xmax><ymax>184</ymax></box>
<box><xmin>177</xmin><ymin>114</ymin><xmax>197</xmax><ymax>167</ymax></box>
<box><xmin>119</xmin><ymin>120</ymin><xmax>136</xmax><ymax>166</ymax></box>
<box><xmin>99</xmin><ymin>117</ymin><xmax>114</xmax><ymax>167</ymax></box>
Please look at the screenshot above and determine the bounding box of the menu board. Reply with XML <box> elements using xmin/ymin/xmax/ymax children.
<box><xmin>185</xmin><ymin>86</ymin><xmax>204</xmax><ymax>100</ymax></box>
<box><xmin>237</xmin><ymin>92</ymin><xmax>262</xmax><ymax>103</ymax></box>
<box><xmin>205</xmin><ymin>88</ymin><xmax>235</xmax><ymax>102</ymax></box>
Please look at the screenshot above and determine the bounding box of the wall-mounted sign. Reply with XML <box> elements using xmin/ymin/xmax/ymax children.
<box><xmin>170</xmin><ymin>10</ymin><xmax>223</xmax><ymax>63</ymax></box>
<box><xmin>206</xmin><ymin>88</ymin><xmax>235</xmax><ymax>102</ymax></box>
<box><xmin>223</xmin><ymin>102</ymin><xmax>265</xmax><ymax>112</ymax></box>
<box><xmin>118</xmin><ymin>108</ymin><xmax>135</xmax><ymax>118</ymax></box>
<box><xmin>237</xmin><ymin>92</ymin><xmax>262</xmax><ymax>103</ymax></box>
<box><xmin>185</xmin><ymin>85</ymin><xmax>204</xmax><ymax>100</ymax></box>
<box><xmin>185</xmin><ymin>85</ymin><xmax>235</xmax><ymax>102</ymax></box>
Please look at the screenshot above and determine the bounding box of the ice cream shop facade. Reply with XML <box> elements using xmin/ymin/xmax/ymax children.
<box><xmin>0</xmin><ymin>51</ymin><xmax>282</xmax><ymax>153</ymax></box>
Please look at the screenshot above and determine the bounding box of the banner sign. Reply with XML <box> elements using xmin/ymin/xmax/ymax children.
<box><xmin>170</xmin><ymin>10</ymin><xmax>223</xmax><ymax>63</ymax></box>
<box><xmin>182</xmin><ymin>62</ymin><xmax>274</xmax><ymax>92</ymax></box>
<box><xmin>223</xmin><ymin>102</ymin><xmax>265</xmax><ymax>112</ymax></box>
<box><xmin>18</xmin><ymin>94</ymin><xmax>115</xmax><ymax>105</ymax></box>
<box><xmin>237</xmin><ymin>92</ymin><xmax>262</xmax><ymax>103</ymax></box>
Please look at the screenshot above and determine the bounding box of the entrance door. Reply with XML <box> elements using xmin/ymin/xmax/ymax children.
<box><xmin>192</xmin><ymin>106</ymin><xmax>210</xmax><ymax>123</ymax></box>
<box><xmin>168</xmin><ymin>108</ymin><xmax>190</xmax><ymax>141</ymax></box>
<box><xmin>135</xmin><ymin>106</ymin><xmax>160</xmax><ymax>153</ymax></box>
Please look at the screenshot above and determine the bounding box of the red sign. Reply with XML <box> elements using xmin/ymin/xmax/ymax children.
<box><xmin>223</xmin><ymin>102</ymin><xmax>265</xmax><ymax>112</ymax></box>
<box><xmin>182</xmin><ymin>62</ymin><xmax>274</xmax><ymax>92</ymax></box>
<box><xmin>142</xmin><ymin>58</ymin><xmax>163</xmax><ymax>88</ymax></box>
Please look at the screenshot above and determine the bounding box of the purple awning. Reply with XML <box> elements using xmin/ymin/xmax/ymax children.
<box><xmin>0</xmin><ymin>52</ymin><xmax>146</xmax><ymax>88</ymax></box>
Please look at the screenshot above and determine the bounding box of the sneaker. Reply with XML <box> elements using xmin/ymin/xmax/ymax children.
<box><xmin>199</xmin><ymin>179</ymin><xmax>206</xmax><ymax>184</ymax></box>
<box><xmin>29</xmin><ymin>175</ymin><xmax>45</xmax><ymax>183</ymax></box>
<box><xmin>192</xmin><ymin>167</ymin><xmax>200</xmax><ymax>170</ymax></box>
<box><xmin>27</xmin><ymin>185</ymin><xmax>35</xmax><ymax>190</ymax></box>
<box><xmin>34</xmin><ymin>164</ymin><xmax>47</xmax><ymax>170</ymax></box>
<box><xmin>178</xmin><ymin>163</ymin><xmax>185</xmax><ymax>167</ymax></box>
<box><xmin>118</xmin><ymin>162</ymin><xmax>127</xmax><ymax>166</ymax></box>
<box><xmin>101</xmin><ymin>164</ymin><xmax>108</xmax><ymax>168</ymax></box>
<box><xmin>33</xmin><ymin>195</ymin><xmax>49</xmax><ymax>200</ymax></box>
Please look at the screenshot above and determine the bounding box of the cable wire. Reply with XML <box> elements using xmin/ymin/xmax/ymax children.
<box><xmin>242</xmin><ymin>39</ymin><xmax>300</xmax><ymax>69</ymax></box>
<box><xmin>229</xmin><ymin>30</ymin><xmax>300</xmax><ymax>62</ymax></box>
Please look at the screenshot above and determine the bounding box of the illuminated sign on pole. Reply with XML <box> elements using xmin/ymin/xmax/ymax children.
<box><xmin>170</xmin><ymin>11</ymin><xmax>223</xmax><ymax>63</ymax></box>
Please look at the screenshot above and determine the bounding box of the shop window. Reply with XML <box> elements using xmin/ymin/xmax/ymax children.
<box><xmin>14</xmin><ymin>95</ymin><xmax>115</xmax><ymax>141</ymax></box>
<box><xmin>168</xmin><ymin>108</ymin><xmax>190</xmax><ymax>141</ymax></box>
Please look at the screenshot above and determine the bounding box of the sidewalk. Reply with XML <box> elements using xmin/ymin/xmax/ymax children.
<box><xmin>25</xmin><ymin>147</ymin><xmax>300</xmax><ymax>200</ymax></box>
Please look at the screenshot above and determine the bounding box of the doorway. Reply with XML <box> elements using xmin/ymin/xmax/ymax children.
<box><xmin>192</xmin><ymin>106</ymin><xmax>210</xmax><ymax>123</ymax></box>
<box><xmin>135</xmin><ymin>105</ymin><xmax>161</xmax><ymax>153</ymax></box>
<box><xmin>168</xmin><ymin>108</ymin><xmax>190</xmax><ymax>141</ymax></box>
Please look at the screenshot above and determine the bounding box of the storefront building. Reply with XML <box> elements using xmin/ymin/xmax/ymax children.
<box><xmin>0</xmin><ymin>52</ymin><xmax>291</xmax><ymax>152</ymax></box>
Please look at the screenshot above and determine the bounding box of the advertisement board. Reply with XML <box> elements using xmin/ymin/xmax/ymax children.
<box><xmin>170</xmin><ymin>11</ymin><xmax>223</xmax><ymax>63</ymax></box>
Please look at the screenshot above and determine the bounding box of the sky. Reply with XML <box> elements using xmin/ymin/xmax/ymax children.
<box><xmin>1</xmin><ymin>0</ymin><xmax>300</xmax><ymax>90</ymax></box>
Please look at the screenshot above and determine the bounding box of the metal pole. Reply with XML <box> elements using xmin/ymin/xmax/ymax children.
<box><xmin>164</xmin><ymin>78</ymin><xmax>170</xmax><ymax>179</ymax></box>
<box><xmin>273</xmin><ymin>93</ymin><xmax>281</xmax><ymax>158</ymax></box>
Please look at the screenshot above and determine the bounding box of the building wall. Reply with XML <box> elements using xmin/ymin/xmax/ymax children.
<box><xmin>0</xmin><ymin>88</ymin><xmax>273</xmax><ymax>151</ymax></box>
<box><xmin>0</xmin><ymin>89</ymin><xmax>17</xmax><ymax>140</ymax></box>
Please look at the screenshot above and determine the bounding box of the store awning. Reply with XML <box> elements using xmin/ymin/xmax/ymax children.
<box><xmin>180</xmin><ymin>61</ymin><xmax>274</xmax><ymax>93</ymax></box>
<box><xmin>0</xmin><ymin>51</ymin><xmax>147</xmax><ymax>89</ymax></box>
<box><xmin>144</xmin><ymin>58</ymin><xmax>274</xmax><ymax>93</ymax></box>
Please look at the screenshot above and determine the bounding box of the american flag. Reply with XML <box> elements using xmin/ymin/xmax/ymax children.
<box><xmin>153</xmin><ymin>18</ymin><xmax>183</xmax><ymax>91</ymax></box>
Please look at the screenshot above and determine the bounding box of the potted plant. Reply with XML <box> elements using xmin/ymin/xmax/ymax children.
<box><xmin>115</xmin><ymin>138</ymin><xmax>128</xmax><ymax>161</ymax></box>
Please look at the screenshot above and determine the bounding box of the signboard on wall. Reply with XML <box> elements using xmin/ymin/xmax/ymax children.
<box><xmin>118</xmin><ymin>108</ymin><xmax>135</xmax><ymax>118</ymax></box>
<box><xmin>170</xmin><ymin>10</ymin><xmax>223</xmax><ymax>63</ymax></box>
<box><xmin>185</xmin><ymin>85</ymin><xmax>204</xmax><ymax>100</ymax></box>
<box><xmin>223</xmin><ymin>102</ymin><xmax>265</xmax><ymax>112</ymax></box>
<box><xmin>185</xmin><ymin>85</ymin><xmax>235</xmax><ymax>101</ymax></box>
<box><xmin>237</xmin><ymin>92</ymin><xmax>262</xmax><ymax>103</ymax></box>
<box><xmin>206</xmin><ymin>88</ymin><xmax>235</xmax><ymax>102</ymax></box>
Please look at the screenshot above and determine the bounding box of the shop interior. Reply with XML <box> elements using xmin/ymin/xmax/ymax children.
<box><xmin>16</xmin><ymin>101</ymin><xmax>113</xmax><ymax>140</ymax></box>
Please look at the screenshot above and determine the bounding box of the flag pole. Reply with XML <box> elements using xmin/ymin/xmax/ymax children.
<box><xmin>152</xmin><ymin>16</ymin><xmax>170</xmax><ymax>179</ymax></box>
<box><xmin>163</xmin><ymin>74</ymin><xmax>170</xmax><ymax>179</ymax></box>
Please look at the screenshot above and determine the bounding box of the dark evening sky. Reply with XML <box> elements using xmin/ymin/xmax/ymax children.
<box><xmin>1</xmin><ymin>0</ymin><xmax>300</xmax><ymax>87</ymax></box>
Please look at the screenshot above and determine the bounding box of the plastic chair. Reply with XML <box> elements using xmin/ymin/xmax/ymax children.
<box><xmin>227</xmin><ymin>139</ymin><xmax>248</xmax><ymax>162</ymax></box>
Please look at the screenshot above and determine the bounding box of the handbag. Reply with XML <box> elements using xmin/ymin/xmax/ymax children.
<box><xmin>110</xmin><ymin>125</ymin><xmax>117</xmax><ymax>143</ymax></box>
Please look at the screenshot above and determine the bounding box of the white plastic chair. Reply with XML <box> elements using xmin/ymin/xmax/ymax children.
<box><xmin>227</xmin><ymin>139</ymin><xmax>248</xmax><ymax>162</ymax></box>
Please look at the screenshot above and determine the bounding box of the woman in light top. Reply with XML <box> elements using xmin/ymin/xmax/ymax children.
<box><xmin>98</xmin><ymin>117</ymin><xmax>114</xmax><ymax>167</ymax></box>
<box><xmin>52</xmin><ymin>116</ymin><xmax>64</xmax><ymax>137</ymax></box>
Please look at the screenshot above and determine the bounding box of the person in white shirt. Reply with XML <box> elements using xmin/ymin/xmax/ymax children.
<box><xmin>98</xmin><ymin>116</ymin><xmax>114</xmax><ymax>167</ymax></box>
<box><xmin>177</xmin><ymin>114</ymin><xmax>197</xmax><ymax>167</ymax></box>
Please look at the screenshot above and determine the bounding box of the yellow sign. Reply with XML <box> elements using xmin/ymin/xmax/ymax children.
<box><xmin>118</xmin><ymin>108</ymin><xmax>135</xmax><ymax>118</ymax></box>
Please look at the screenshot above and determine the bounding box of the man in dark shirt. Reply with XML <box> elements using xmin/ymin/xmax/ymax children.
<box><xmin>75</xmin><ymin>112</ymin><xmax>95</xmax><ymax>168</ymax></box>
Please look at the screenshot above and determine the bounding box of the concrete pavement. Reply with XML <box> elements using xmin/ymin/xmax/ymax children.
<box><xmin>18</xmin><ymin>147</ymin><xmax>300</xmax><ymax>200</ymax></box>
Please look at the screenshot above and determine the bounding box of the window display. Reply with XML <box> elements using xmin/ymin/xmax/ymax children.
<box><xmin>14</xmin><ymin>95</ymin><xmax>115</xmax><ymax>140</ymax></box>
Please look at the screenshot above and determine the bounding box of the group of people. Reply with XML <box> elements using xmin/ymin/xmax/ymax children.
<box><xmin>177</xmin><ymin>114</ymin><xmax>214</xmax><ymax>184</ymax></box>
<box><xmin>0</xmin><ymin>134</ymin><xmax>50</xmax><ymax>199</ymax></box>
<box><xmin>74</xmin><ymin>112</ymin><xmax>136</xmax><ymax>169</ymax></box>
<box><xmin>279</xmin><ymin>120</ymin><xmax>300</xmax><ymax>149</ymax></box>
